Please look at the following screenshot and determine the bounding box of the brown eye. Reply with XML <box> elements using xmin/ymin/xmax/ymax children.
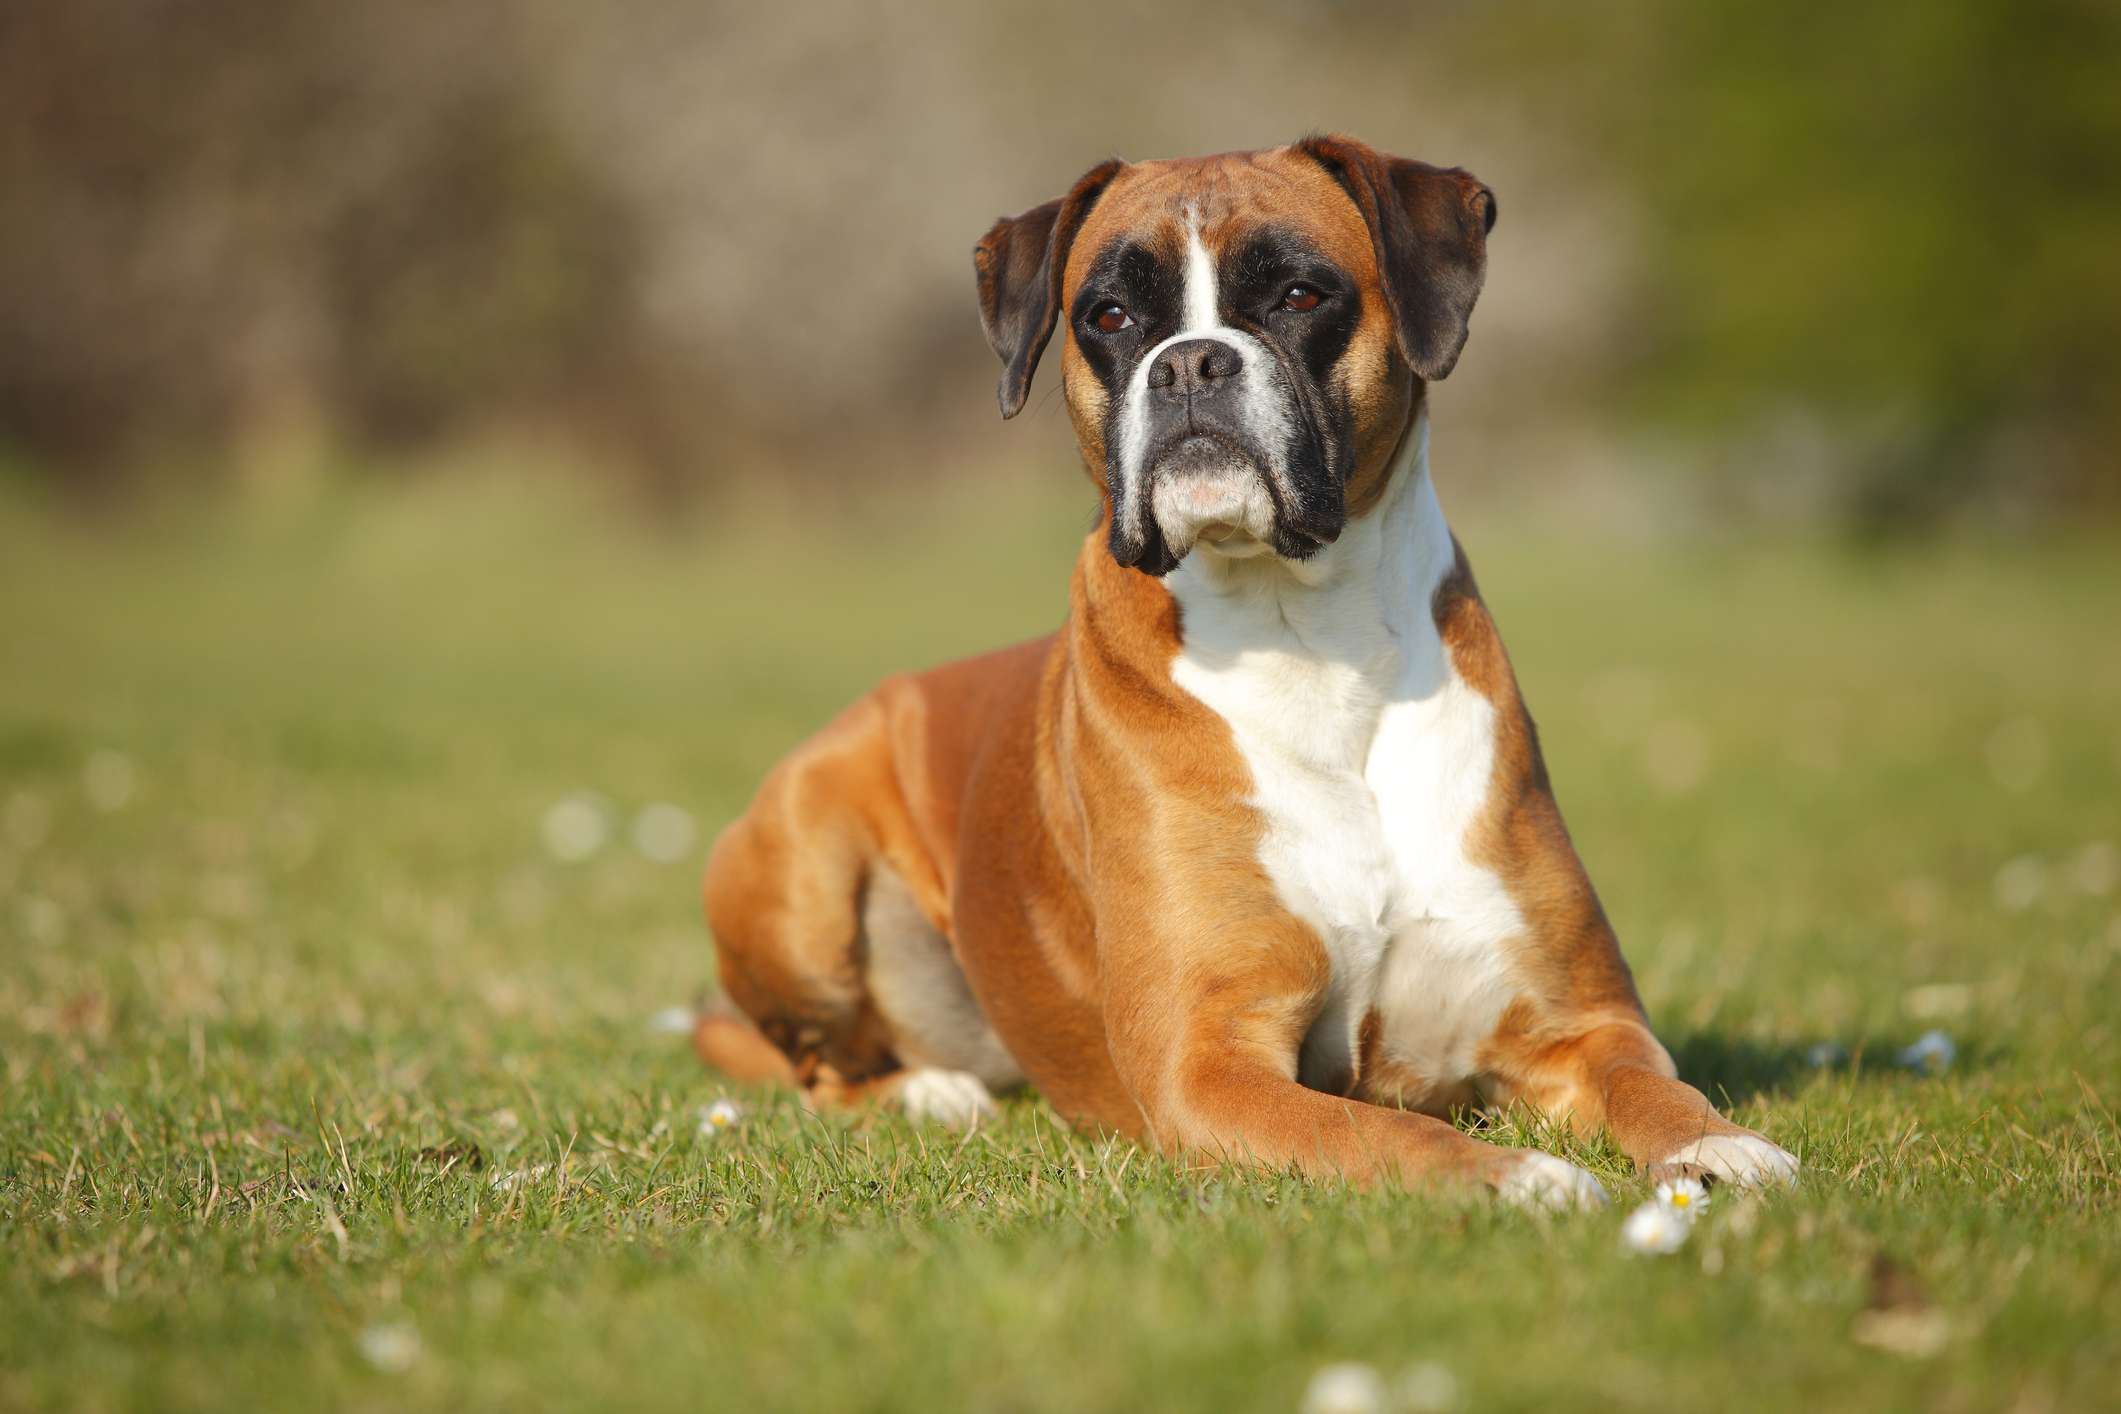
<box><xmin>1093</xmin><ymin>304</ymin><xmax>1133</xmax><ymax>334</ymax></box>
<box><xmin>1280</xmin><ymin>284</ymin><xmax>1322</xmax><ymax>313</ymax></box>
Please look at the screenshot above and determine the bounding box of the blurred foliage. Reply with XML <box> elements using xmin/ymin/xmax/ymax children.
<box><xmin>0</xmin><ymin>0</ymin><xmax>667</xmax><ymax>493</ymax></box>
<box><xmin>1536</xmin><ymin>0</ymin><xmax>2121</xmax><ymax>527</ymax></box>
<box><xmin>0</xmin><ymin>0</ymin><xmax>2114</xmax><ymax>527</ymax></box>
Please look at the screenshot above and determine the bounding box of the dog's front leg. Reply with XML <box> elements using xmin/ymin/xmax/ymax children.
<box><xmin>1495</xmin><ymin>1018</ymin><xmax>1800</xmax><ymax>1188</ymax></box>
<box><xmin>1100</xmin><ymin>917</ymin><xmax>1608</xmax><ymax>1211</ymax></box>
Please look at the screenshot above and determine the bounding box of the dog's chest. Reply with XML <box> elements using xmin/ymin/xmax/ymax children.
<box><xmin>1167</xmin><ymin>488</ymin><xmax>1524</xmax><ymax>1099</ymax></box>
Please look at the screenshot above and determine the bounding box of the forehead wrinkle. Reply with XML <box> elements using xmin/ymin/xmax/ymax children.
<box><xmin>1199</xmin><ymin>157</ymin><xmax>1364</xmax><ymax>268</ymax></box>
<box><xmin>1067</xmin><ymin>219</ymin><xmax>1185</xmax><ymax>307</ymax></box>
<box><xmin>1063</xmin><ymin>147</ymin><xmax>1377</xmax><ymax>301</ymax></box>
<box><xmin>1257</xmin><ymin>147</ymin><xmax>1376</xmax><ymax>267</ymax></box>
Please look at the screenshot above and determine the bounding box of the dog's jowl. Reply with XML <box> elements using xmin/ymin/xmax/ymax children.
<box><xmin>697</xmin><ymin>137</ymin><xmax>1799</xmax><ymax>1206</ymax></box>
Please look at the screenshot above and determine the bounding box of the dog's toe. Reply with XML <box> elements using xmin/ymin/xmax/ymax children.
<box><xmin>896</xmin><ymin>1068</ymin><xmax>998</xmax><ymax>1131</ymax></box>
<box><xmin>1660</xmin><ymin>1133</ymin><xmax>1799</xmax><ymax>1188</ymax></box>
<box><xmin>1641</xmin><ymin>1159</ymin><xmax>1716</xmax><ymax>1187</ymax></box>
<box><xmin>1496</xmin><ymin>1152</ymin><xmax>1610</xmax><ymax>1213</ymax></box>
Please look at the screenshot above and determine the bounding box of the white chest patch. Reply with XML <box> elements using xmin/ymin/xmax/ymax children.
<box><xmin>1166</xmin><ymin>427</ymin><xmax>1523</xmax><ymax>1101</ymax></box>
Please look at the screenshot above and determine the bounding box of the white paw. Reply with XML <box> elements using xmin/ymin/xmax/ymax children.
<box><xmin>1496</xmin><ymin>1152</ymin><xmax>1609</xmax><ymax>1213</ymax></box>
<box><xmin>896</xmin><ymin>1068</ymin><xmax>998</xmax><ymax>1130</ymax></box>
<box><xmin>1663</xmin><ymin>1133</ymin><xmax>1799</xmax><ymax>1188</ymax></box>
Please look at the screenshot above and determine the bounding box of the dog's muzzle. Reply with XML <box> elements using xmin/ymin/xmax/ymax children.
<box><xmin>1107</xmin><ymin>335</ymin><xmax>1342</xmax><ymax>575</ymax></box>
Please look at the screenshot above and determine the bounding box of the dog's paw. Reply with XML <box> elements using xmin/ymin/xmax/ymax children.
<box><xmin>896</xmin><ymin>1068</ymin><xmax>998</xmax><ymax>1131</ymax></box>
<box><xmin>1641</xmin><ymin>1158</ymin><xmax>1716</xmax><ymax>1188</ymax></box>
<box><xmin>1496</xmin><ymin>1152</ymin><xmax>1610</xmax><ymax>1213</ymax></box>
<box><xmin>1660</xmin><ymin>1133</ymin><xmax>1799</xmax><ymax>1189</ymax></box>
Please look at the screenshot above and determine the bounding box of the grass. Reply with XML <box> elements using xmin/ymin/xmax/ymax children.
<box><xmin>2</xmin><ymin>465</ymin><xmax>2118</xmax><ymax>1412</ymax></box>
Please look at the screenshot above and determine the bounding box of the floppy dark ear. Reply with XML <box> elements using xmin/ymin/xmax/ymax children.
<box><xmin>1296</xmin><ymin>134</ymin><xmax>1496</xmax><ymax>380</ymax></box>
<box><xmin>973</xmin><ymin>159</ymin><xmax>1123</xmax><ymax>418</ymax></box>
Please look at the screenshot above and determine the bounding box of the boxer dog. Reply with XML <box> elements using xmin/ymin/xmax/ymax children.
<box><xmin>698</xmin><ymin>136</ymin><xmax>1799</xmax><ymax>1207</ymax></box>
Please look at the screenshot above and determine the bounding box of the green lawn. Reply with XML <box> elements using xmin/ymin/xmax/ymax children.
<box><xmin>3</xmin><ymin>469</ymin><xmax>2118</xmax><ymax>1412</ymax></box>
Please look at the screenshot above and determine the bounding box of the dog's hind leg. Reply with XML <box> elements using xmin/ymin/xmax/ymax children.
<box><xmin>692</xmin><ymin>1000</ymin><xmax>996</xmax><ymax>1128</ymax></box>
<box><xmin>702</xmin><ymin>696</ymin><xmax>906</xmax><ymax>1091</ymax></box>
<box><xmin>699</xmin><ymin>690</ymin><xmax>1008</xmax><ymax>1129</ymax></box>
<box><xmin>691</xmin><ymin>1001</ymin><xmax>799</xmax><ymax>1087</ymax></box>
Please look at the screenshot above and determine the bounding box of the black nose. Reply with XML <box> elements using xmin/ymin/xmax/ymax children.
<box><xmin>1146</xmin><ymin>338</ymin><xmax>1243</xmax><ymax>396</ymax></box>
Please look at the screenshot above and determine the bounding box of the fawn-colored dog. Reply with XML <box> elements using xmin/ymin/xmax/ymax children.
<box><xmin>698</xmin><ymin>137</ymin><xmax>1798</xmax><ymax>1207</ymax></box>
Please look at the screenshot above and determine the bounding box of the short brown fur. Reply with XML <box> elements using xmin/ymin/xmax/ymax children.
<box><xmin>702</xmin><ymin>138</ymin><xmax>1788</xmax><ymax>1196</ymax></box>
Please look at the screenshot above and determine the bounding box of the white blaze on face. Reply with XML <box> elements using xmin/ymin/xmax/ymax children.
<box><xmin>1182</xmin><ymin>219</ymin><xmax>1218</xmax><ymax>329</ymax></box>
<box><xmin>1113</xmin><ymin>212</ymin><xmax>1298</xmax><ymax>558</ymax></box>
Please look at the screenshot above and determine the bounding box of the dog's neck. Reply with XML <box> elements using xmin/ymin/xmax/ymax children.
<box><xmin>1165</xmin><ymin>413</ymin><xmax>1456</xmax><ymax>669</ymax></box>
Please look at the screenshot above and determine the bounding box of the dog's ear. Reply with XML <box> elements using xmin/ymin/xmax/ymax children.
<box><xmin>973</xmin><ymin>159</ymin><xmax>1124</xmax><ymax>418</ymax></box>
<box><xmin>1296</xmin><ymin>134</ymin><xmax>1495</xmax><ymax>380</ymax></box>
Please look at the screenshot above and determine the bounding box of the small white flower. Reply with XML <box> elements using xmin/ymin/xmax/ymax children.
<box><xmin>1993</xmin><ymin>855</ymin><xmax>2046</xmax><ymax>912</ymax></box>
<box><xmin>1652</xmin><ymin>1176</ymin><xmax>1710</xmax><ymax>1219</ymax></box>
<box><xmin>84</xmin><ymin>750</ymin><xmax>137</xmax><ymax>811</ymax></box>
<box><xmin>358</xmin><ymin>1320</ymin><xmax>422</xmax><ymax>1373</ymax></box>
<box><xmin>699</xmin><ymin>1099</ymin><xmax>743</xmax><ymax>1134</ymax></box>
<box><xmin>631</xmin><ymin>803</ymin><xmax>698</xmax><ymax>863</ymax></box>
<box><xmin>1620</xmin><ymin>1200</ymin><xmax>1693</xmax><ymax>1255</ymax></box>
<box><xmin>1301</xmin><ymin>1362</ymin><xmax>1386</xmax><ymax>1414</ymax></box>
<box><xmin>1805</xmin><ymin>1041</ymin><xmax>1845</xmax><ymax>1069</ymax></box>
<box><xmin>488</xmin><ymin>1163</ymin><xmax>550</xmax><ymax>1191</ymax></box>
<box><xmin>648</xmin><ymin>1004</ymin><xmax>697</xmax><ymax>1035</ymax></box>
<box><xmin>1897</xmin><ymin>1030</ymin><xmax>1956</xmax><ymax>1074</ymax></box>
<box><xmin>541</xmin><ymin>792</ymin><xmax>611</xmax><ymax>862</ymax></box>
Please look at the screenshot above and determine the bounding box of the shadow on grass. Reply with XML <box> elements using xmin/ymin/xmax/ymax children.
<box><xmin>1666</xmin><ymin>1033</ymin><xmax>1817</xmax><ymax>1106</ymax></box>
<box><xmin>1666</xmin><ymin>1030</ymin><xmax>1992</xmax><ymax>1106</ymax></box>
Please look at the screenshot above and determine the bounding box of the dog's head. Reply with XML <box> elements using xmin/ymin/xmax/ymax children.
<box><xmin>974</xmin><ymin>136</ymin><xmax>1495</xmax><ymax>575</ymax></box>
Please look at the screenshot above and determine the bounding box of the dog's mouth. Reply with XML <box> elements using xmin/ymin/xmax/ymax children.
<box><xmin>1108</xmin><ymin>433</ymin><xmax>1340</xmax><ymax>575</ymax></box>
<box><xmin>1153</xmin><ymin>439</ymin><xmax>1278</xmax><ymax>553</ymax></box>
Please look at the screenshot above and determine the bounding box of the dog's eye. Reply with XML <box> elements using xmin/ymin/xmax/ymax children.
<box><xmin>1280</xmin><ymin>284</ymin><xmax>1323</xmax><ymax>313</ymax></box>
<box><xmin>1092</xmin><ymin>303</ymin><xmax>1133</xmax><ymax>334</ymax></box>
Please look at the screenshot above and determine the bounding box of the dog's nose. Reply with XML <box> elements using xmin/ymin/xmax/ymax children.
<box><xmin>1146</xmin><ymin>338</ymin><xmax>1243</xmax><ymax>396</ymax></box>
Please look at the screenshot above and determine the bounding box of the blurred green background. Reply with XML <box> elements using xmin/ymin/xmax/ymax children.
<box><xmin>5</xmin><ymin>5</ymin><xmax>2121</xmax><ymax>1409</ymax></box>
<box><xmin>3</xmin><ymin>0</ymin><xmax>2116</xmax><ymax>528</ymax></box>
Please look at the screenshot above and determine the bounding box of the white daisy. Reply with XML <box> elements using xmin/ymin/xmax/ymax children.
<box><xmin>1301</xmin><ymin>1363</ymin><xmax>1385</xmax><ymax>1414</ymax></box>
<box><xmin>648</xmin><ymin>1004</ymin><xmax>698</xmax><ymax>1035</ymax></box>
<box><xmin>631</xmin><ymin>803</ymin><xmax>699</xmax><ymax>863</ymax></box>
<box><xmin>1992</xmin><ymin>855</ymin><xmax>2046</xmax><ymax>912</ymax></box>
<box><xmin>699</xmin><ymin>1098</ymin><xmax>743</xmax><ymax>1134</ymax></box>
<box><xmin>357</xmin><ymin>1321</ymin><xmax>422</xmax><ymax>1373</ymax></box>
<box><xmin>1897</xmin><ymin>1029</ymin><xmax>1956</xmax><ymax>1074</ymax></box>
<box><xmin>1620</xmin><ymin>1200</ymin><xmax>1692</xmax><ymax>1255</ymax></box>
<box><xmin>541</xmin><ymin>792</ymin><xmax>611</xmax><ymax>862</ymax></box>
<box><xmin>1652</xmin><ymin>1175</ymin><xmax>1711</xmax><ymax>1219</ymax></box>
